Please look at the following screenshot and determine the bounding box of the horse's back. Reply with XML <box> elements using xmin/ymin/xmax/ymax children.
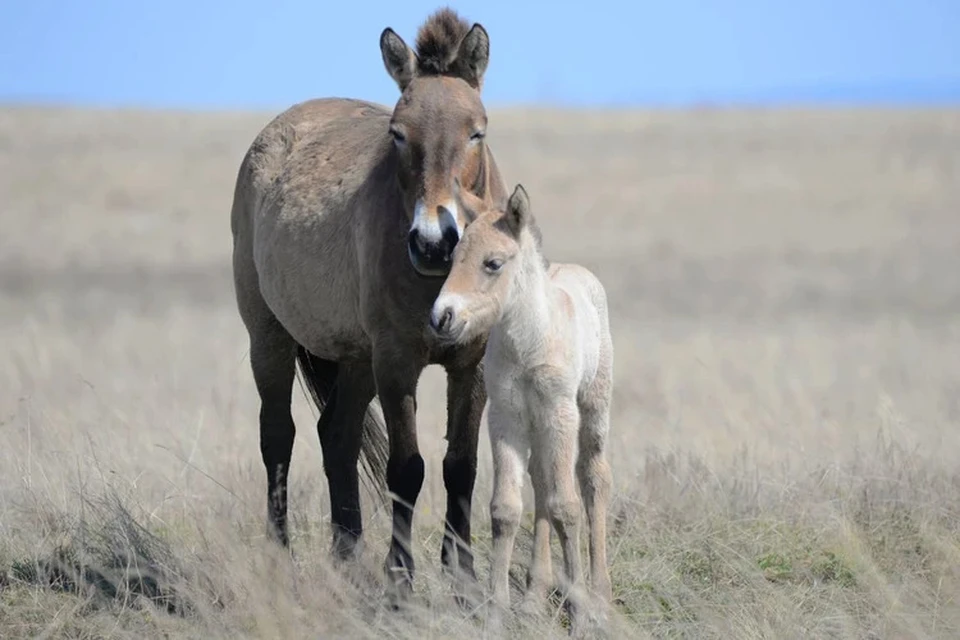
<box><xmin>232</xmin><ymin>97</ymin><xmax>394</xmax><ymax>360</ymax></box>
<box><xmin>238</xmin><ymin>97</ymin><xmax>391</xmax><ymax>204</ymax></box>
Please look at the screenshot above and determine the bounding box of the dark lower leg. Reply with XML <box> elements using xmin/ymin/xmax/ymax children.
<box><xmin>373</xmin><ymin>350</ymin><xmax>424</xmax><ymax>600</ymax></box>
<box><xmin>441</xmin><ymin>455</ymin><xmax>477</xmax><ymax>578</ymax></box>
<box><xmin>261</xmin><ymin>405</ymin><xmax>295</xmax><ymax>546</ymax></box>
<box><xmin>319</xmin><ymin>398</ymin><xmax>363</xmax><ymax>559</ymax></box>
<box><xmin>441</xmin><ymin>365</ymin><xmax>485</xmax><ymax>580</ymax></box>
<box><xmin>250</xmin><ymin>324</ymin><xmax>297</xmax><ymax>548</ymax></box>
<box><xmin>318</xmin><ymin>365</ymin><xmax>375</xmax><ymax>560</ymax></box>
<box><xmin>386</xmin><ymin>451</ymin><xmax>425</xmax><ymax>594</ymax></box>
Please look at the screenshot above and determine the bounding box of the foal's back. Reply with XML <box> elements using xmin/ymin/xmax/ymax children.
<box><xmin>547</xmin><ymin>262</ymin><xmax>612</xmax><ymax>401</ymax></box>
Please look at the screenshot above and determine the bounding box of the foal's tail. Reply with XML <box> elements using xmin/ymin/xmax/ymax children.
<box><xmin>294</xmin><ymin>346</ymin><xmax>390</xmax><ymax>508</ymax></box>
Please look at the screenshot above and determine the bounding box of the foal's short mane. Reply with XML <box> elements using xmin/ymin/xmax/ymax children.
<box><xmin>415</xmin><ymin>7</ymin><xmax>473</xmax><ymax>76</ymax></box>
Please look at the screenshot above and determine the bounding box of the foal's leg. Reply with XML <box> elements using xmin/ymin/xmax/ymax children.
<box><xmin>373</xmin><ymin>343</ymin><xmax>427</xmax><ymax>602</ymax></box>
<box><xmin>539</xmin><ymin>398</ymin><xmax>585</xmax><ymax>620</ymax></box>
<box><xmin>441</xmin><ymin>361</ymin><xmax>486</xmax><ymax>592</ymax></box>
<box><xmin>521</xmin><ymin>447</ymin><xmax>554</xmax><ymax>614</ymax></box>
<box><xmin>248</xmin><ymin>317</ymin><xmax>298</xmax><ymax>546</ymax></box>
<box><xmin>488</xmin><ymin>405</ymin><xmax>529</xmax><ymax>610</ymax></box>
<box><xmin>316</xmin><ymin>361</ymin><xmax>377</xmax><ymax>561</ymax></box>
<box><xmin>577</xmin><ymin>398</ymin><xmax>613</xmax><ymax>604</ymax></box>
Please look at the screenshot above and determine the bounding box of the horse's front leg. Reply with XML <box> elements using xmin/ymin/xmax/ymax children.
<box><xmin>373</xmin><ymin>342</ymin><xmax>427</xmax><ymax>605</ymax></box>
<box><xmin>441</xmin><ymin>360</ymin><xmax>486</xmax><ymax>601</ymax></box>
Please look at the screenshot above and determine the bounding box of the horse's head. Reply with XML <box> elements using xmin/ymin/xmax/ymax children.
<box><xmin>429</xmin><ymin>184</ymin><xmax>535</xmax><ymax>345</ymax></box>
<box><xmin>380</xmin><ymin>8</ymin><xmax>491</xmax><ymax>277</ymax></box>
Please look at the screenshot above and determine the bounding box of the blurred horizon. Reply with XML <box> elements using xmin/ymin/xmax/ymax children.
<box><xmin>2</xmin><ymin>0</ymin><xmax>959</xmax><ymax>111</ymax></box>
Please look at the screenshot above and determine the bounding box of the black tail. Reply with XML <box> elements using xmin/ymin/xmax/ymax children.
<box><xmin>294</xmin><ymin>346</ymin><xmax>389</xmax><ymax>507</ymax></box>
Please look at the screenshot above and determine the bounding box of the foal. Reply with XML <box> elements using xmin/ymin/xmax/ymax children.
<box><xmin>429</xmin><ymin>184</ymin><xmax>614</xmax><ymax>623</ymax></box>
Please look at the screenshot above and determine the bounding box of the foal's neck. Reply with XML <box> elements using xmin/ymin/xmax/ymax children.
<box><xmin>497</xmin><ymin>235</ymin><xmax>553</xmax><ymax>363</ymax></box>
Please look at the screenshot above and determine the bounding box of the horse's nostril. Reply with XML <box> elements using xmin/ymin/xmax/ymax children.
<box><xmin>409</xmin><ymin>229</ymin><xmax>429</xmax><ymax>255</ymax></box>
<box><xmin>441</xmin><ymin>225</ymin><xmax>459</xmax><ymax>253</ymax></box>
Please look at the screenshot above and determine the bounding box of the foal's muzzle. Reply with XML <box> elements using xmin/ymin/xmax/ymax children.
<box><xmin>428</xmin><ymin>303</ymin><xmax>463</xmax><ymax>343</ymax></box>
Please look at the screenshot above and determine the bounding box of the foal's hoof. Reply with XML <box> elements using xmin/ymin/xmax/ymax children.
<box><xmin>568</xmin><ymin>597</ymin><xmax>610</xmax><ymax>639</ymax></box>
<box><xmin>519</xmin><ymin>593</ymin><xmax>545</xmax><ymax>618</ymax></box>
<box><xmin>445</xmin><ymin>569</ymin><xmax>483</xmax><ymax>611</ymax></box>
<box><xmin>384</xmin><ymin>568</ymin><xmax>415</xmax><ymax>611</ymax></box>
<box><xmin>484</xmin><ymin>600</ymin><xmax>511</xmax><ymax>637</ymax></box>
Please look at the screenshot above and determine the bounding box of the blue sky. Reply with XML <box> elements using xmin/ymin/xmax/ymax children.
<box><xmin>1</xmin><ymin>0</ymin><xmax>958</xmax><ymax>110</ymax></box>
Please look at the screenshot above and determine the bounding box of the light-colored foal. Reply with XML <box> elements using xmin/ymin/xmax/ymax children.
<box><xmin>429</xmin><ymin>184</ymin><xmax>614</xmax><ymax>626</ymax></box>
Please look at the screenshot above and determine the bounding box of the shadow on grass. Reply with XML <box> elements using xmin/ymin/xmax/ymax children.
<box><xmin>1</xmin><ymin>491</ymin><xmax>210</xmax><ymax>618</ymax></box>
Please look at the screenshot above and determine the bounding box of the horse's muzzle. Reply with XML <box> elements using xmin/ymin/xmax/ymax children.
<box><xmin>407</xmin><ymin>227</ymin><xmax>458</xmax><ymax>277</ymax></box>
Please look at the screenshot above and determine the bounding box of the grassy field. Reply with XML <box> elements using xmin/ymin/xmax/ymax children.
<box><xmin>1</xmin><ymin>104</ymin><xmax>959</xmax><ymax>639</ymax></box>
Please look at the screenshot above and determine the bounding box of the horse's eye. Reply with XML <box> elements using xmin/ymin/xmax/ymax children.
<box><xmin>483</xmin><ymin>257</ymin><xmax>503</xmax><ymax>273</ymax></box>
<box><xmin>470</xmin><ymin>130</ymin><xmax>486</xmax><ymax>143</ymax></box>
<box><xmin>389</xmin><ymin>128</ymin><xmax>406</xmax><ymax>144</ymax></box>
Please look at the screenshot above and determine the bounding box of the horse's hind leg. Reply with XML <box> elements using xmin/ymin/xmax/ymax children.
<box><xmin>315</xmin><ymin>360</ymin><xmax>376</xmax><ymax>560</ymax></box>
<box><xmin>247</xmin><ymin>316</ymin><xmax>298</xmax><ymax>547</ymax></box>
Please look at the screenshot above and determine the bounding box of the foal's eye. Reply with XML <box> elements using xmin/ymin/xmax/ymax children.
<box><xmin>483</xmin><ymin>257</ymin><xmax>504</xmax><ymax>273</ymax></box>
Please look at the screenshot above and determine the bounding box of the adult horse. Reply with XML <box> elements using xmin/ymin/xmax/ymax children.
<box><xmin>230</xmin><ymin>8</ymin><xmax>507</xmax><ymax>601</ymax></box>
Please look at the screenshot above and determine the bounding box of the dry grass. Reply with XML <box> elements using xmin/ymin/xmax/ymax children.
<box><xmin>1</xmin><ymin>104</ymin><xmax>959</xmax><ymax>639</ymax></box>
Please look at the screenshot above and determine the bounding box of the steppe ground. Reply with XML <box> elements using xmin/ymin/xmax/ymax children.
<box><xmin>1</xmin><ymin>104</ymin><xmax>959</xmax><ymax>639</ymax></box>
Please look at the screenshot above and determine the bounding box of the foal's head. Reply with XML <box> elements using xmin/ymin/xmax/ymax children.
<box><xmin>380</xmin><ymin>8</ymin><xmax>492</xmax><ymax>277</ymax></box>
<box><xmin>429</xmin><ymin>184</ymin><xmax>539</xmax><ymax>345</ymax></box>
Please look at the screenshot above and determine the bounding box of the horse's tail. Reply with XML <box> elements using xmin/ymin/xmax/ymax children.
<box><xmin>294</xmin><ymin>346</ymin><xmax>390</xmax><ymax>507</ymax></box>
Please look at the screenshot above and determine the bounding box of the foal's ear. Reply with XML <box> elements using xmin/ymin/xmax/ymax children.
<box><xmin>380</xmin><ymin>27</ymin><xmax>418</xmax><ymax>92</ymax></box>
<box><xmin>453</xmin><ymin>23</ymin><xmax>490</xmax><ymax>90</ymax></box>
<box><xmin>504</xmin><ymin>184</ymin><xmax>531</xmax><ymax>237</ymax></box>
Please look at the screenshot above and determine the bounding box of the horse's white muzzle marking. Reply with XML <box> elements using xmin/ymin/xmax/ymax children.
<box><xmin>411</xmin><ymin>199</ymin><xmax>461</xmax><ymax>250</ymax></box>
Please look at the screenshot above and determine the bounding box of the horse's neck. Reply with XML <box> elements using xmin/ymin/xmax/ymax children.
<box><xmin>497</xmin><ymin>240</ymin><xmax>553</xmax><ymax>363</ymax></box>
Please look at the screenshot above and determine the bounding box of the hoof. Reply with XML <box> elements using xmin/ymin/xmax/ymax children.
<box><xmin>384</xmin><ymin>567</ymin><xmax>415</xmax><ymax>611</ymax></box>
<box><xmin>447</xmin><ymin>568</ymin><xmax>484</xmax><ymax>611</ymax></box>
<box><xmin>484</xmin><ymin>600</ymin><xmax>510</xmax><ymax>637</ymax></box>
<box><xmin>568</xmin><ymin>598</ymin><xmax>609</xmax><ymax>639</ymax></box>
<box><xmin>519</xmin><ymin>593</ymin><xmax>545</xmax><ymax>618</ymax></box>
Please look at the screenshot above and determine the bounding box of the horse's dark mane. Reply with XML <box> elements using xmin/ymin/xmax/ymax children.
<box><xmin>414</xmin><ymin>7</ymin><xmax>471</xmax><ymax>76</ymax></box>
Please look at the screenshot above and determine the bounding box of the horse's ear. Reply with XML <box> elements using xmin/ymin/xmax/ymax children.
<box><xmin>380</xmin><ymin>27</ymin><xmax>417</xmax><ymax>92</ymax></box>
<box><xmin>454</xmin><ymin>23</ymin><xmax>490</xmax><ymax>90</ymax></box>
<box><xmin>504</xmin><ymin>184</ymin><xmax>530</xmax><ymax>237</ymax></box>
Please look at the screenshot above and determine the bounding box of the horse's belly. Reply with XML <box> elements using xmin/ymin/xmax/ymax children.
<box><xmin>254</xmin><ymin>216</ymin><xmax>371</xmax><ymax>362</ymax></box>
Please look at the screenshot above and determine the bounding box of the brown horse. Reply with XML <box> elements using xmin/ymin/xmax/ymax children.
<box><xmin>230</xmin><ymin>7</ymin><xmax>507</xmax><ymax>602</ymax></box>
